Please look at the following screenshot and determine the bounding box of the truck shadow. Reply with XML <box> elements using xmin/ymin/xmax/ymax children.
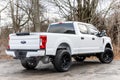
<box><xmin>19</xmin><ymin>60</ymin><xmax>101</xmax><ymax>75</ymax></box>
<box><xmin>72</xmin><ymin>60</ymin><xmax>101</xmax><ymax>68</ymax></box>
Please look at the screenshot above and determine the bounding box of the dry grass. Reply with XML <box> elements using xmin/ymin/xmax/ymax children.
<box><xmin>113</xmin><ymin>45</ymin><xmax>120</xmax><ymax>60</ymax></box>
<box><xmin>0</xmin><ymin>38</ymin><xmax>11</xmax><ymax>60</ymax></box>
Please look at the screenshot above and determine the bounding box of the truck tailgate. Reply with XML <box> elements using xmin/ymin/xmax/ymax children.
<box><xmin>9</xmin><ymin>33</ymin><xmax>40</xmax><ymax>50</ymax></box>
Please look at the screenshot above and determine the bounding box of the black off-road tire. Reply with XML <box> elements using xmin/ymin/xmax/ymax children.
<box><xmin>73</xmin><ymin>56</ymin><xmax>86</xmax><ymax>62</ymax></box>
<box><xmin>98</xmin><ymin>48</ymin><xmax>114</xmax><ymax>63</ymax></box>
<box><xmin>52</xmin><ymin>50</ymin><xmax>72</xmax><ymax>72</ymax></box>
<box><xmin>21</xmin><ymin>58</ymin><xmax>38</xmax><ymax>70</ymax></box>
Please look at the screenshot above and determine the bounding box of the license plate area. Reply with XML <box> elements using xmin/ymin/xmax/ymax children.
<box><xmin>15</xmin><ymin>51</ymin><xmax>27</xmax><ymax>59</ymax></box>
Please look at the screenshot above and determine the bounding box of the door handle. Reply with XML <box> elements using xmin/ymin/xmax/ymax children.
<box><xmin>81</xmin><ymin>37</ymin><xmax>84</xmax><ymax>40</ymax></box>
<box><xmin>92</xmin><ymin>38</ymin><xmax>95</xmax><ymax>40</ymax></box>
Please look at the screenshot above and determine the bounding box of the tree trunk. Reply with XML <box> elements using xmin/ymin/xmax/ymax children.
<box><xmin>32</xmin><ymin>0</ymin><xmax>41</xmax><ymax>32</ymax></box>
<box><xmin>10</xmin><ymin>0</ymin><xmax>16</xmax><ymax>32</ymax></box>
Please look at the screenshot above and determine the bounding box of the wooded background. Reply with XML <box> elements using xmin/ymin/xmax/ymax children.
<box><xmin>0</xmin><ymin>0</ymin><xmax>120</xmax><ymax>59</ymax></box>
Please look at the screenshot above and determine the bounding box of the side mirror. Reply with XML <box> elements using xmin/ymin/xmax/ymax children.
<box><xmin>97</xmin><ymin>30</ymin><xmax>106</xmax><ymax>37</ymax></box>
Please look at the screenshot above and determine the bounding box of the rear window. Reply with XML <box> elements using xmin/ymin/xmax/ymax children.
<box><xmin>47</xmin><ymin>23</ymin><xmax>75</xmax><ymax>34</ymax></box>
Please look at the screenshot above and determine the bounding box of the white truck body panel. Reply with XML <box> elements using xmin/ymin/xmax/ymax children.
<box><xmin>10</xmin><ymin>34</ymin><xmax>40</xmax><ymax>50</ymax></box>
<box><xmin>6</xmin><ymin>21</ymin><xmax>112</xmax><ymax>58</ymax></box>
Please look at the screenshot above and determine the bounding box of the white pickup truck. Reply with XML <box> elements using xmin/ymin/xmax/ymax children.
<box><xmin>6</xmin><ymin>21</ymin><xmax>114</xmax><ymax>72</ymax></box>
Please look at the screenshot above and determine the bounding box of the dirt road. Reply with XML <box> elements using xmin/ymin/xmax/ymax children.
<box><xmin>0</xmin><ymin>59</ymin><xmax>120</xmax><ymax>80</ymax></box>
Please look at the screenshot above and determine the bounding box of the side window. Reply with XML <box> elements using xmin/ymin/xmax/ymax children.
<box><xmin>88</xmin><ymin>25</ymin><xmax>98</xmax><ymax>35</ymax></box>
<box><xmin>78</xmin><ymin>24</ymin><xmax>88</xmax><ymax>34</ymax></box>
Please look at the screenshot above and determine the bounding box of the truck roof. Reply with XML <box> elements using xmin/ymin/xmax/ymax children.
<box><xmin>50</xmin><ymin>21</ymin><xmax>92</xmax><ymax>26</ymax></box>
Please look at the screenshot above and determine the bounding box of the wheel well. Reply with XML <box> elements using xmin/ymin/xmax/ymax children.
<box><xmin>57</xmin><ymin>43</ymin><xmax>71</xmax><ymax>53</ymax></box>
<box><xmin>105</xmin><ymin>43</ymin><xmax>112</xmax><ymax>49</ymax></box>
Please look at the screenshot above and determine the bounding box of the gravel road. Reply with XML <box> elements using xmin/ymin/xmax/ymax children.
<box><xmin>0</xmin><ymin>59</ymin><xmax>120</xmax><ymax>80</ymax></box>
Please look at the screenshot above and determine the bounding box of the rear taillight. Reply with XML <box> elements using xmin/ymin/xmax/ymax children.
<box><xmin>40</xmin><ymin>35</ymin><xmax>47</xmax><ymax>49</ymax></box>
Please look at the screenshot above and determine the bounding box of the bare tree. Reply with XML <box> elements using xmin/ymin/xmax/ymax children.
<box><xmin>48</xmin><ymin>0</ymin><xmax>76</xmax><ymax>20</ymax></box>
<box><xmin>0</xmin><ymin>1</ymin><xmax>10</xmax><ymax>27</ymax></box>
<box><xmin>107</xmin><ymin>0</ymin><xmax>120</xmax><ymax>46</ymax></box>
<box><xmin>31</xmin><ymin>0</ymin><xmax>41</xmax><ymax>32</ymax></box>
<box><xmin>9</xmin><ymin>0</ymin><xmax>46</xmax><ymax>32</ymax></box>
<box><xmin>49</xmin><ymin>0</ymin><xmax>99</xmax><ymax>23</ymax></box>
<box><xmin>9</xmin><ymin>0</ymin><xmax>30</xmax><ymax>32</ymax></box>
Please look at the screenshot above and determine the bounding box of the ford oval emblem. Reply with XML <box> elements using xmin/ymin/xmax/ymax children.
<box><xmin>21</xmin><ymin>41</ymin><xmax>26</xmax><ymax>44</ymax></box>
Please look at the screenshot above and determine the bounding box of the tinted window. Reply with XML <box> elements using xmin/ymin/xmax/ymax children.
<box><xmin>88</xmin><ymin>25</ymin><xmax>98</xmax><ymax>35</ymax></box>
<box><xmin>48</xmin><ymin>23</ymin><xmax>75</xmax><ymax>34</ymax></box>
<box><xmin>78</xmin><ymin>24</ymin><xmax>88</xmax><ymax>34</ymax></box>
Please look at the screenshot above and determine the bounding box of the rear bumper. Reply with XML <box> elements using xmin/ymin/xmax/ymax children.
<box><xmin>6</xmin><ymin>49</ymin><xmax>45</xmax><ymax>58</ymax></box>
